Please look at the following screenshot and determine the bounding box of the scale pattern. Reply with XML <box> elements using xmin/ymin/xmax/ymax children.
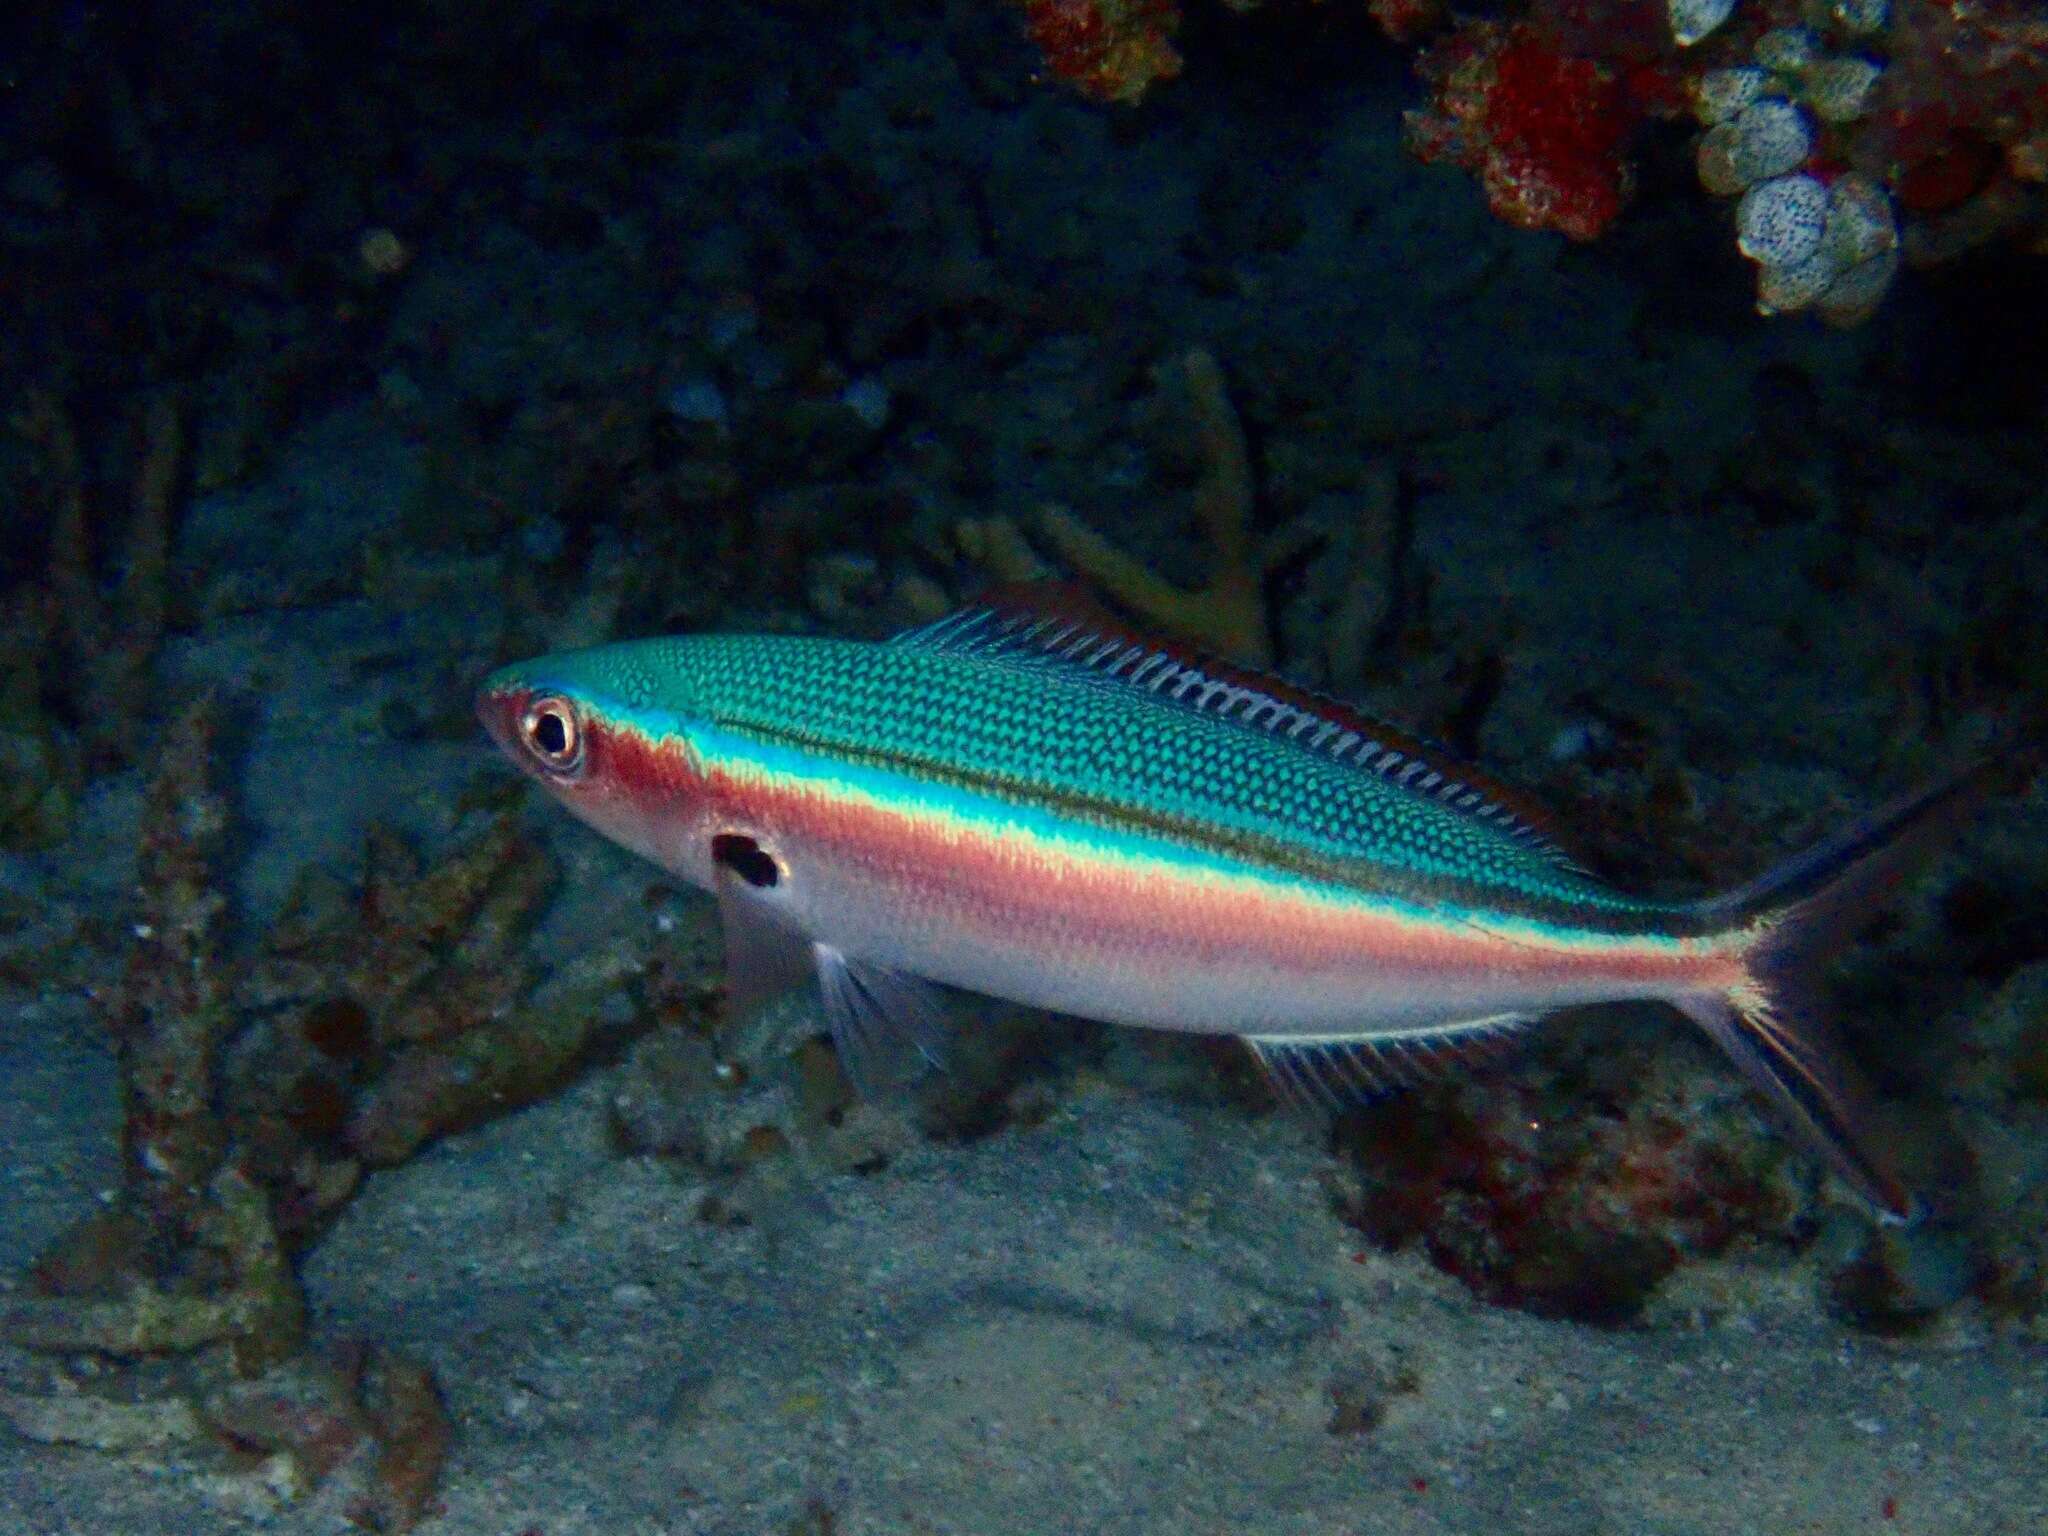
<box><xmin>549</xmin><ymin>632</ymin><xmax>1681</xmax><ymax>933</ymax></box>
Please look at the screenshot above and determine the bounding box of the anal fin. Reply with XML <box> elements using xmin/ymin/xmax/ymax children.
<box><xmin>1245</xmin><ymin>1015</ymin><xmax>1533</xmax><ymax>1112</ymax></box>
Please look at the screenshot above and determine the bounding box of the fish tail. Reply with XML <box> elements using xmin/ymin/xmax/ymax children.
<box><xmin>1674</xmin><ymin>761</ymin><xmax>2003</xmax><ymax>1226</ymax></box>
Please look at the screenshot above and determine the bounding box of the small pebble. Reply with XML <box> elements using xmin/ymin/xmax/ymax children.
<box><xmin>359</xmin><ymin>226</ymin><xmax>410</xmax><ymax>277</ymax></box>
<box><xmin>665</xmin><ymin>377</ymin><xmax>730</xmax><ymax>433</ymax></box>
<box><xmin>841</xmin><ymin>375</ymin><xmax>891</xmax><ymax>431</ymax></box>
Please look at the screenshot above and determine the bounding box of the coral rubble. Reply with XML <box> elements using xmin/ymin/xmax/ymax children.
<box><xmin>3</xmin><ymin>701</ymin><xmax>660</xmax><ymax>1527</ymax></box>
<box><xmin>1331</xmin><ymin>1026</ymin><xmax>1814</xmax><ymax>1325</ymax></box>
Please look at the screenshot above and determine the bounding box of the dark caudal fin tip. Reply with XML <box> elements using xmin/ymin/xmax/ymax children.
<box><xmin>1696</xmin><ymin>758</ymin><xmax>1999</xmax><ymax>951</ymax></box>
<box><xmin>1678</xmin><ymin>759</ymin><xmax>2013</xmax><ymax>1224</ymax></box>
<box><xmin>1674</xmin><ymin>994</ymin><xmax>1925</xmax><ymax>1226</ymax></box>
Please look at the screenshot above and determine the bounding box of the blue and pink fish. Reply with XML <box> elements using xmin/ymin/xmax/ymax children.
<box><xmin>479</xmin><ymin>590</ymin><xmax>1991</xmax><ymax>1224</ymax></box>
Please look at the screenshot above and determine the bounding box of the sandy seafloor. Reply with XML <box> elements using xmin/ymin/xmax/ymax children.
<box><xmin>4</xmin><ymin>1</ymin><xmax>2048</xmax><ymax>1532</ymax></box>
<box><xmin>9</xmin><ymin>1025</ymin><xmax>2048</xmax><ymax>1536</ymax></box>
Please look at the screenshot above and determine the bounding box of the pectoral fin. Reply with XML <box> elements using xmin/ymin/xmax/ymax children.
<box><xmin>814</xmin><ymin>945</ymin><xmax>951</xmax><ymax>1096</ymax></box>
<box><xmin>711</xmin><ymin>832</ymin><xmax>949</xmax><ymax>1092</ymax></box>
<box><xmin>712</xmin><ymin>856</ymin><xmax>815</xmax><ymax>1027</ymax></box>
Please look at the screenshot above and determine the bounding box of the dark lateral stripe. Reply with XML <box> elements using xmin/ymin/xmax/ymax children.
<box><xmin>720</xmin><ymin>715</ymin><xmax>1681</xmax><ymax>937</ymax></box>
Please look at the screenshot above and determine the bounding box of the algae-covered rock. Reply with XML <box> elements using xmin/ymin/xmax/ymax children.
<box><xmin>0</xmin><ymin>635</ymin><xmax>76</xmax><ymax>850</ymax></box>
<box><xmin>1334</xmin><ymin>1021</ymin><xmax>1814</xmax><ymax>1325</ymax></box>
<box><xmin>1989</xmin><ymin>963</ymin><xmax>2048</xmax><ymax>1102</ymax></box>
<box><xmin>1949</xmin><ymin>962</ymin><xmax>2048</xmax><ymax>1334</ymax></box>
<box><xmin>0</xmin><ymin>721</ymin><xmax>75</xmax><ymax>849</ymax></box>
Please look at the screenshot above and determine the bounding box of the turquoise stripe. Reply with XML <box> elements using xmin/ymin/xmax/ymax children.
<box><xmin>703</xmin><ymin>722</ymin><xmax>1700</xmax><ymax>961</ymax></box>
<box><xmin>509</xmin><ymin>632</ymin><xmax>1695</xmax><ymax>938</ymax></box>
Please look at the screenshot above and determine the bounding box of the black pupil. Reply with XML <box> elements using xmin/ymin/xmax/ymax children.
<box><xmin>711</xmin><ymin>834</ymin><xmax>779</xmax><ymax>888</ymax></box>
<box><xmin>532</xmin><ymin>710</ymin><xmax>569</xmax><ymax>756</ymax></box>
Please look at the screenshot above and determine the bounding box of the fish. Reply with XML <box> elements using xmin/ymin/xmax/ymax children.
<box><xmin>477</xmin><ymin>589</ymin><xmax>1985</xmax><ymax>1225</ymax></box>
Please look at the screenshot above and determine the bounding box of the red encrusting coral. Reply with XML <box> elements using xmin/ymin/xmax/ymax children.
<box><xmin>1019</xmin><ymin>0</ymin><xmax>1183</xmax><ymax>105</ymax></box>
<box><xmin>1405</xmin><ymin>22</ymin><xmax>1674</xmax><ymax>242</ymax></box>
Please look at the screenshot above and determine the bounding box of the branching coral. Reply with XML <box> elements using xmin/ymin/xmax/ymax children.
<box><xmin>225</xmin><ymin>806</ymin><xmax>664</xmax><ymax>1232</ymax></box>
<box><xmin>1</xmin><ymin>389</ymin><xmax>184</xmax><ymax>847</ymax></box>
<box><xmin>4</xmin><ymin>698</ymin><xmax>307</xmax><ymax>1391</ymax></box>
<box><xmin>1039</xmin><ymin>348</ymin><xmax>1276</xmax><ymax>663</ymax></box>
<box><xmin>113</xmin><ymin>695</ymin><xmax>234</xmax><ymax>1242</ymax></box>
<box><xmin>957</xmin><ymin>348</ymin><xmax>1320</xmax><ymax>665</ymax></box>
<box><xmin>0</xmin><ymin>1321</ymin><xmax>453</xmax><ymax>1528</ymax></box>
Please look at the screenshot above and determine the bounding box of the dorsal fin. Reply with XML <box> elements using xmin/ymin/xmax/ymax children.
<box><xmin>893</xmin><ymin>586</ymin><xmax>1592</xmax><ymax>874</ymax></box>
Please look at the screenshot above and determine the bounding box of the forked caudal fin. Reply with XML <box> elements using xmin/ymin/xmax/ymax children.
<box><xmin>1678</xmin><ymin>762</ymin><xmax>2003</xmax><ymax>1226</ymax></box>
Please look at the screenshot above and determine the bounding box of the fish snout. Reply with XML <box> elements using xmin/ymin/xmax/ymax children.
<box><xmin>475</xmin><ymin>679</ymin><xmax>528</xmax><ymax>761</ymax></box>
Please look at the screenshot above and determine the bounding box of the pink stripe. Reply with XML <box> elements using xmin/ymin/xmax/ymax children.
<box><xmin>694</xmin><ymin>757</ymin><xmax>1743</xmax><ymax>996</ymax></box>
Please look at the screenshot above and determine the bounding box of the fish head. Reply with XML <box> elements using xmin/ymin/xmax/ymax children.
<box><xmin>476</xmin><ymin>640</ymin><xmax>718</xmax><ymax>885</ymax></box>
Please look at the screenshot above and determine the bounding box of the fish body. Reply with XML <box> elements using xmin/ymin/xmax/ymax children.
<box><xmin>480</xmin><ymin>597</ymin><xmax>1974</xmax><ymax>1223</ymax></box>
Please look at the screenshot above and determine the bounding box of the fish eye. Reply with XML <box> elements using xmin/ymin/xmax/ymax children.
<box><xmin>519</xmin><ymin>695</ymin><xmax>585</xmax><ymax>776</ymax></box>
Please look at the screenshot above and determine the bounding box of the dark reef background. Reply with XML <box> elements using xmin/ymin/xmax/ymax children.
<box><xmin>1</xmin><ymin>3</ymin><xmax>2044</xmax><ymax>1532</ymax></box>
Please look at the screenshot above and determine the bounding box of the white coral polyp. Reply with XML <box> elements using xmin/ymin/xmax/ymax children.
<box><xmin>1696</xmin><ymin>122</ymin><xmax>1750</xmax><ymax>197</ymax></box>
<box><xmin>1821</xmin><ymin>174</ymin><xmax>1898</xmax><ymax>269</ymax></box>
<box><xmin>1730</xmin><ymin>98</ymin><xmax>1814</xmax><ymax>186</ymax></box>
<box><xmin>1695</xmin><ymin>66</ymin><xmax>1769</xmax><ymax>126</ymax></box>
<box><xmin>1737</xmin><ymin>174</ymin><xmax>1830</xmax><ymax>268</ymax></box>
<box><xmin>1756</xmin><ymin>250</ymin><xmax>1836</xmax><ymax>314</ymax></box>
<box><xmin>1802</xmin><ymin>57</ymin><xmax>1882</xmax><ymax>124</ymax></box>
<box><xmin>1818</xmin><ymin>249</ymin><xmax>1900</xmax><ymax>326</ymax></box>
<box><xmin>1753</xmin><ymin>27</ymin><xmax>1820</xmax><ymax>73</ymax></box>
<box><xmin>1831</xmin><ymin>0</ymin><xmax>1888</xmax><ymax>36</ymax></box>
<box><xmin>1669</xmin><ymin>0</ymin><xmax>1738</xmax><ymax>47</ymax></box>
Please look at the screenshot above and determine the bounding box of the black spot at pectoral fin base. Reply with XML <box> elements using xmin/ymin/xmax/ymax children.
<box><xmin>712</xmin><ymin>832</ymin><xmax>781</xmax><ymax>888</ymax></box>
